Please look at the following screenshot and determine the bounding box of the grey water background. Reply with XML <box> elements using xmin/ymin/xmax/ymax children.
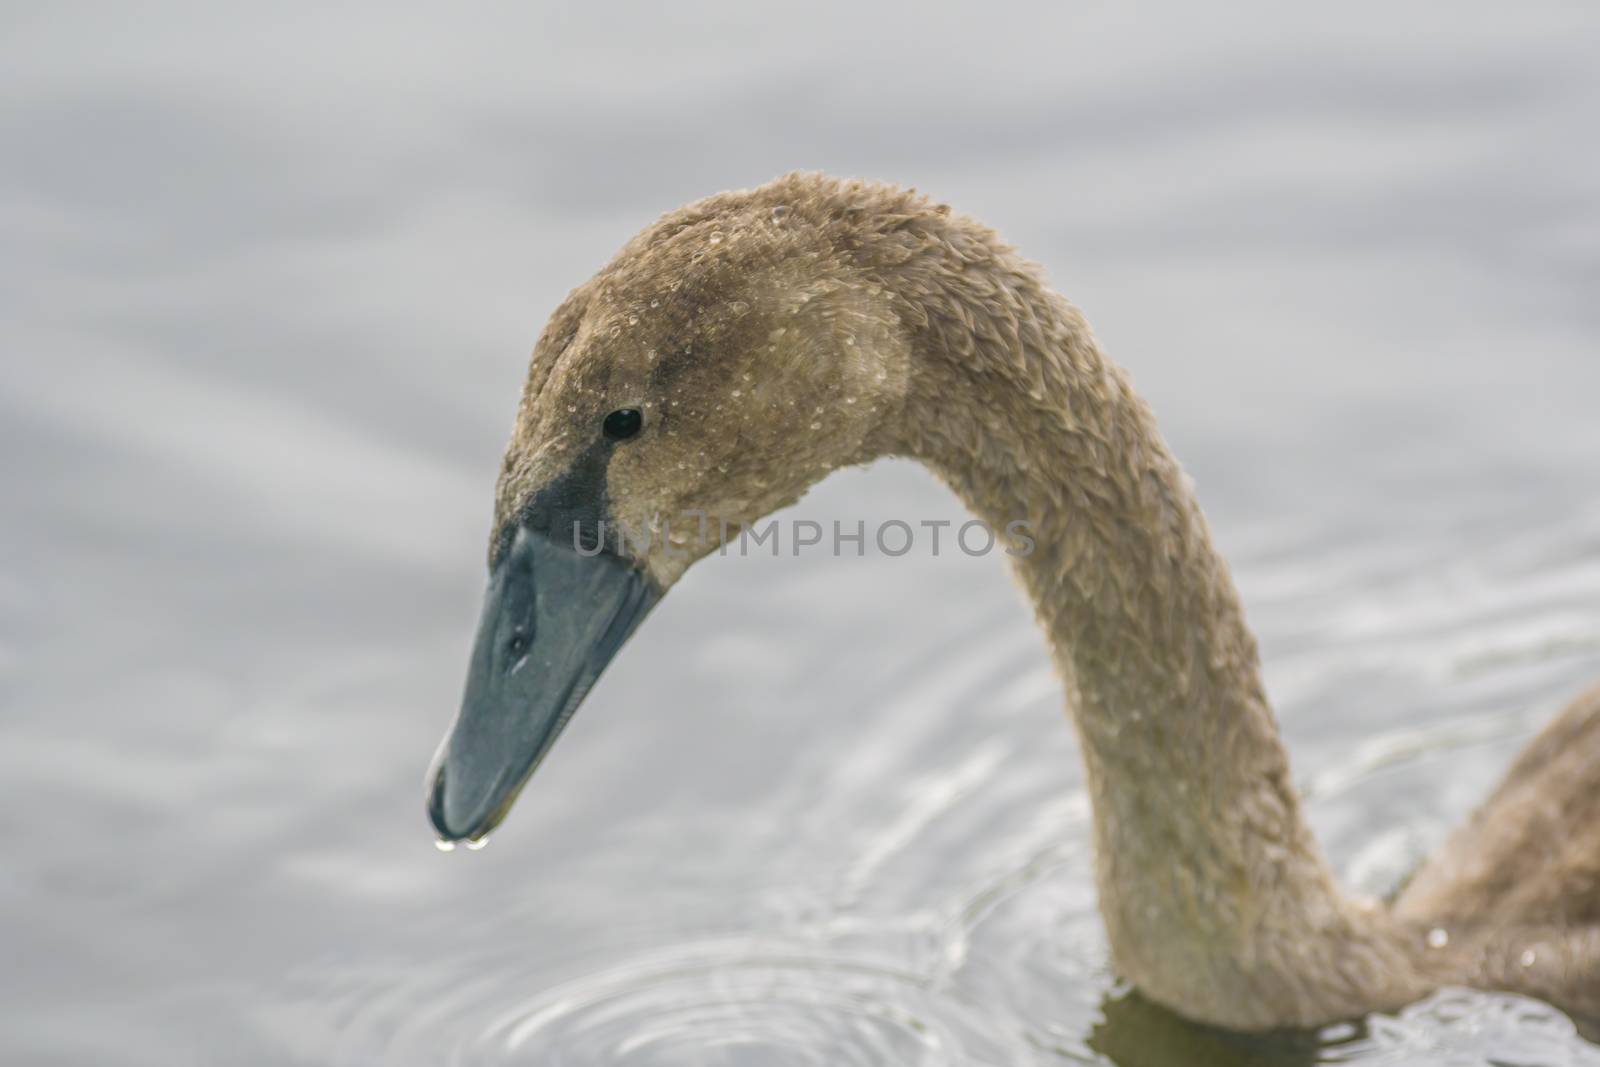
<box><xmin>5</xmin><ymin>4</ymin><xmax>1600</xmax><ymax>1064</ymax></box>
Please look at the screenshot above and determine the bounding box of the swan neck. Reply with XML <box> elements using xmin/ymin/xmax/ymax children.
<box><xmin>881</xmin><ymin>236</ymin><xmax>1425</xmax><ymax>1025</ymax></box>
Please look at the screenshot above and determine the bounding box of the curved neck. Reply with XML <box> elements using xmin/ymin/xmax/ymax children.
<box><xmin>881</xmin><ymin>239</ymin><xmax>1426</xmax><ymax>1027</ymax></box>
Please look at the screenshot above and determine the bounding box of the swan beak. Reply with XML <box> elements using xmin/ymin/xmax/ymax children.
<box><xmin>426</xmin><ymin>526</ymin><xmax>659</xmax><ymax>845</ymax></box>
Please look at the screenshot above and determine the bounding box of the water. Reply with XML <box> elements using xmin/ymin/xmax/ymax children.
<box><xmin>4</xmin><ymin>4</ymin><xmax>1600</xmax><ymax>1064</ymax></box>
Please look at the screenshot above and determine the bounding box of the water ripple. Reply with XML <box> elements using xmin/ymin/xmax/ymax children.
<box><xmin>468</xmin><ymin>941</ymin><xmax>1005</xmax><ymax>1066</ymax></box>
<box><xmin>291</xmin><ymin>938</ymin><xmax>1033</xmax><ymax>1067</ymax></box>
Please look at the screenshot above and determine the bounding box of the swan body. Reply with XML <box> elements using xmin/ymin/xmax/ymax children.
<box><xmin>427</xmin><ymin>172</ymin><xmax>1600</xmax><ymax>1030</ymax></box>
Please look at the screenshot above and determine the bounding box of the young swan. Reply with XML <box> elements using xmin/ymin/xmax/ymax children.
<box><xmin>426</xmin><ymin>172</ymin><xmax>1600</xmax><ymax>1030</ymax></box>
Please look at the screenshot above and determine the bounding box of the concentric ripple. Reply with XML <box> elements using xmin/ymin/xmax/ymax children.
<box><xmin>457</xmin><ymin>939</ymin><xmax>1023</xmax><ymax>1067</ymax></box>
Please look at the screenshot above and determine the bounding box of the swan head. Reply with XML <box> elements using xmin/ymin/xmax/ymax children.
<box><xmin>428</xmin><ymin>174</ymin><xmax>921</xmax><ymax>844</ymax></box>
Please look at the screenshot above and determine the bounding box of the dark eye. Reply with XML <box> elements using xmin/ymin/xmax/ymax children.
<box><xmin>602</xmin><ymin>408</ymin><xmax>644</xmax><ymax>441</ymax></box>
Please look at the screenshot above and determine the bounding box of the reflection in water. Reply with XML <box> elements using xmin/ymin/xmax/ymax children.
<box><xmin>6</xmin><ymin>4</ymin><xmax>1600</xmax><ymax>1064</ymax></box>
<box><xmin>1088</xmin><ymin>990</ymin><xmax>1324</xmax><ymax>1067</ymax></box>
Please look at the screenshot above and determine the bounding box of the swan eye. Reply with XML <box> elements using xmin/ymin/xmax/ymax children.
<box><xmin>506</xmin><ymin>632</ymin><xmax>529</xmax><ymax>656</ymax></box>
<box><xmin>602</xmin><ymin>408</ymin><xmax>644</xmax><ymax>441</ymax></box>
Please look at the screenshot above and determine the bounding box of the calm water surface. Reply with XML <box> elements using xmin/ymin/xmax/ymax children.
<box><xmin>4</xmin><ymin>5</ymin><xmax>1600</xmax><ymax>1064</ymax></box>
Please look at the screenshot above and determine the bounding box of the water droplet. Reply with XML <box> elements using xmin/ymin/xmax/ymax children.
<box><xmin>646</xmin><ymin>349</ymin><xmax>657</xmax><ymax>361</ymax></box>
<box><xmin>708</xmin><ymin>231</ymin><xmax>724</xmax><ymax>246</ymax></box>
<box><xmin>729</xmin><ymin>300</ymin><xmax>748</xmax><ymax>315</ymax></box>
<box><xmin>809</xmin><ymin>421</ymin><xmax>822</xmax><ymax>430</ymax></box>
<box><xmin>650</xmin><ymin>299</ymin><xmax>660</xmax><ymax>308</ymax></box>
<box><xmin>843</xmin><ymin>336</ymin><xmax>855</xmax><ymax>346</ymax></box>
<box><xmin>1520</xmin><ymin>949</ymin><xmax>1537</xmax><ymax>967</ymax></box>
<box><xmin>434</xmin><ymin>839</ymin><xmax>456</xmax><ymax>853</ymax></box>
<box><xmin>567</xmin><ymin>404</ymin><xmax>577</xmax><ymax>413</ymax></box>
<box><xmin>731</xmin><ymin>389</ymin><xmax>742</xmax><ymax>398</ymax></box>
<box><xmin>845</xmin><ymin>396</ymin><xmax>857</xmax><ymax>405</ymax></box>
<box><xmin>628</xmin><ymin>315</ymin><xmax>639</xmax><ymax>325</ymax></box>
<box><xmin>875</xmin><ymin>370</ymin><xmax>888</xmax><ymax>381</ymax></box>
<box><xmin>771</xmin><ymin>204</ymin><xmax>790</xmax><ymax>223</ymax></box>
<box><xmin>1426</xmin><ymin>928</ymin><xmax>1449</xmax><ymax>949</ymax></box>
<box><xmin>465</xmin><ymin>835</ymin><xmax>490</xmax><ymax>851</ymax></box>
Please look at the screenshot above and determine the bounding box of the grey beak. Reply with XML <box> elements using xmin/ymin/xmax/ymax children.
<box><xmin>426</xmin><ymin>526</ymin><xmax>659</xmax><ymax>844</ymax></box>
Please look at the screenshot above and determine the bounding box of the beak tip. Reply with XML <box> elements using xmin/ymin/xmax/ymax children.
<box><xmin>427</xmin><ymin>758</ymin><xmax>506</xmax><ymax>847</ymax></box>
<box><xmin>425</xmin><ymin>764</ymin><xmax>454</xmax><ymax>839</ymax></box>
<box><xmin>425</xmin><ymin>762</ymin><xmax>469</xmax><ymax>844</ymax></box>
